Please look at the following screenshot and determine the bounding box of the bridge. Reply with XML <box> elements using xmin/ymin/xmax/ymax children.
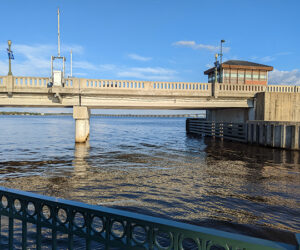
<box><xmin>0</xmin><ymin>75</ymin><xmax>298</xmax><ymax>109</ymax></box>
<box><xmin>0</xmin><ymin>75</ymin><xmax>299</xmax><ymax>142</ymax></box>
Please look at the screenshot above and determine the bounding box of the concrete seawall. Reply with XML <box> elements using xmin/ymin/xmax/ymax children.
<box><xmin>186</xmin><ymin>119</ymin><xmax>300</xmax><ymax>150</ymax></box>
<box><xmin>247</xmin><ymin>121</ymin><xmax>299</xmax><ymax>150</ymax></box>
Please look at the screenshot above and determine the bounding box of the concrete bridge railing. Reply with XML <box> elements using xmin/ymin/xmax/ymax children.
<box><xmin>217</xmin><ymin>83</ymin><xmax>300</xmax><ymax>97</ymax></box>
<box><xmin>1</xmin><ymin>75</ymin><xmax>299</xmax><ymax>98</ymax></box>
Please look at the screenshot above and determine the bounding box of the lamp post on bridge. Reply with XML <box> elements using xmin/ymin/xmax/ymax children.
<box><xmin>219</xmin><ymin>39</ymin><xmax>225</xmax><ymax>83</ymax></box>
<box><xmin>212</xmin><ymin>53</ymin><xmax>219</xmax><ymax>97</ymax></box>
<box><xmin>7</xmin><ymin>40</ymin><xmax>13</xmax><ymax>76</ymax></box>
<box><xmin>214</xmin><ymin>53</ymin><xmax>218</xmax><ymax>85</ymax></box>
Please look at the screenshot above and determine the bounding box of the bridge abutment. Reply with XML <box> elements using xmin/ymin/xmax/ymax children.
<box><xmin>194</xmin><ymin>93</ymin><xmax>300</xmax><ymax>150</ymax></box>
<box><xmin>73</xmin><ymin>106</ymin><xmax>90</xmax><ymax>143</ymax></box>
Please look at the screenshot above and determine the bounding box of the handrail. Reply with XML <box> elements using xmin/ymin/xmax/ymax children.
<box><xmin>0</xmin><ymin>186</ymin><xmax>298</xmax><ymax>249</ymax></box>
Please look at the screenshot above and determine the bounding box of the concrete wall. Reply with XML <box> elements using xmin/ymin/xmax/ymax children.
<box><xmin>255</xmin><ymin>92</ymin><xmax>300</xmax><ymax>121</ymax></box>
<box><xmin>206</xmin><ymin>108</ymin><xmax>251</xmax><ymax>123</ymax></box>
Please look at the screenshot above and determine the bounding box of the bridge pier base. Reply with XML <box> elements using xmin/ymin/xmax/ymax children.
<box><xmin>206</xmin><ymin>108</ymin><xmax>252</xmax><ymax>123</ymax></box>
<box><xmin>73</xmin><ymin>106</ymin><xmax>90</xmax><ymax>143</ymax></box>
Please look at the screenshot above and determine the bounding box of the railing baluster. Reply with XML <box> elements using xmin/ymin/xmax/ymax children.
<box><xmin>8</xmin><ymin>196</ymin><xmax>13</xmax><ymax>249</ymax></box>
<box><xmin>22</xmin><ymin>201</ymin><xmax>27</xmax><ymax>250</ymax></box>
<box><xmin>36</xmin><ymin>203</ymin><xmax>42</xmax><ymax>250</ymax></box>
<box><xmin>85</xmin><ymin>212</ymin><xmax>91</xmax><ymax>250</ymax></box>
<box><xmin>52</xmin><ymin>205</ymin><xmax>57</xmax><ymax>249</ymax></box>
<box><xmin>68</xmin><ymin>208</ymin><xmax>73</xmax><ymax>250</ymax></box>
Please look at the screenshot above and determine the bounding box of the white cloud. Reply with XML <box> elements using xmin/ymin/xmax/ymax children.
<box><xmin>73</xmin><ymin>61</ymin><xmax>98</xmax><ymax>71</ymax></box>
<box><xmin>117</xmin><ymin>67</ymin><xmax>177</xmax><ymax>81</ymax></box>
<box><xmin>0</xmin><ymin>43</ymin><xmax>89</xmax><ymax>77</ymax></box>
<box><xmin>205</xmin><ymin>63</ymin><xmax>213</xmax><ymax>68</ymax></box>
<box><xmin>269</xmin><ymin>69</ymin><xmax>300</xmax><ymax>85</ymax></box>
<box><xmin>260</xmin><ymin>56</ymin><xmax>275</xmax><ymax>63</ymax></box>
<box><xmin>0</xmin><ymin>43</ymin><xmax>58</xmax><ymax>76</ymax></box>
<box><xmin>98</xmin><ymin>64</ymin><xmax>117</xmax><ymax>71</ymax></box>
<box><xmin>61</xmin><ymin>44</ymin><xmax>84</xmax><ymax>55</ymax></box>
<box><xmin>128</xmin><ymin>53</ymin><xmax>152</xmax><ymax>61</ymax></box>
<box><xmin>173</xmin><ymin>41</ymin><xmax>196</xmax><ymax>48</ymax></box>
<box><xmin>172</xmin><ymin>40</ymin><xmax>230</xmax><ymax>53</ymax></box>
<box><xmin>251</xmin><ymin>52</ymin><xmax>291</xmax><ymax>64</ymax></box>
<box><xmin>0</xmin><ymin>42</ymin><xmax>177</xmax><ymax>81</ymax></box>
<box><xmin>275</xmin><ymin>52</ymin><xmax>291</xmax><ymax>56</ymax></box>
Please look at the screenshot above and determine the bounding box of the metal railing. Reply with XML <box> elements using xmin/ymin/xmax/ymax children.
<box><xmin>0</xmin><ymin>187</ymin><xmax>298</xmax><ymax>249</ymax></box>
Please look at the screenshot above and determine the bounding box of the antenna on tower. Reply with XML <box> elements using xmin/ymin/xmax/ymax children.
<box><xmin>70</xmin><ymin>49</ymin><xmax>73</xmax><ymax>77</ymax></box>
<box><xmin>49</xmin><ymin>7</ymin><xmax>66</xmax><ymax>88</ymax></box>
<box><xmin>58</xmin><ymin>8</ymin><xmax>60</xmax><ymax>57</ymax></box>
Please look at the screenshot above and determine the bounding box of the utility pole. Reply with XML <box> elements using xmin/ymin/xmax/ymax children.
<box><xmin>50</xmin><ymin>8</ymin><xmax>66</xmax><ymax>86</ymax></box>
<box><xmin>58</xmin><ymin>8</ymin><xmax>60</xmax><ymax>57</ymax></box>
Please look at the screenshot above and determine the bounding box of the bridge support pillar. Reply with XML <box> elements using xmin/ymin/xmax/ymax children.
<box><xmin>73</xmin><ymin>106</ymin><xmax>90</xmax><ymax>143</ymax></box>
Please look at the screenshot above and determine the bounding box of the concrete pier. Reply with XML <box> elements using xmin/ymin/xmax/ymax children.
<box><xmin>73</xmin><ymin>106</ymin><xmax>90</xmax><ymax>143</ymax></box>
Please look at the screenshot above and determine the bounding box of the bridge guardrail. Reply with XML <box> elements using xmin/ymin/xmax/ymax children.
<box><xmin>266</xmin><ymin>85</ymin><xmax>300</xmax><ymax>93</ymax></box>
<box><xmin>0</xmin><ymin>186</ymin><xmax>298</xmax><ymax>249</ymax></box>
<box><xmin>14</xmin><ymin>77</ymin><xmax>50</xmax><ymax>88</ymax></box>
<box><xmin>81</xmin><ymin>78</ymin><xmax>211</xmax><ymax>95</ymax></box>
<box><xmin>0</xmin><ymin>75</ymin><xmax>299</xmax><ymax>97</ymax></box>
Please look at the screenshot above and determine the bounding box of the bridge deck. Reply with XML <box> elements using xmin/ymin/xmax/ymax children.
<box><xmin>0</xmin><ymin>76</ymin><xmax>299</xmax><ymax>109</ymax></box>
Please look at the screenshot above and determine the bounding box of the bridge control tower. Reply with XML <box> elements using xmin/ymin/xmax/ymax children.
<box><xmin>204</xmin><ymin>60</ymin><xmax>273</xmax><ymax>85</ymax></box>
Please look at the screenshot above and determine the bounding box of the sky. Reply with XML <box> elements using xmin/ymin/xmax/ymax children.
<box><xmin>1</xmin><ymin>0</ymin><xmax>300</xmax><ymax>85</ymax></box>
<box><xmin>0</xmin><ymin>0</ymin><xmax>299</xmax><ymax>114</ymax></box>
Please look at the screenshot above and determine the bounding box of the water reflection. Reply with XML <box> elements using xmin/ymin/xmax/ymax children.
<box><xmin>0</xmin><ymin>116</ymin><xmax>299</xmax><ymax>244</ymax></box>
<box><xmin>73</xmin><ymin>139</ymin><xmax>90</xmax><ymax>177</ymax></box>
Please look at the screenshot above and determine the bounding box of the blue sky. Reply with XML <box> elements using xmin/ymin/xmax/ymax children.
<box><xmin>0</xmin><ymin>0</ymin><xmax>300</xmax><ymax>86</ymax></box>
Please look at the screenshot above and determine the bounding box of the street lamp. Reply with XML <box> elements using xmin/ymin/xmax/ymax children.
<box><xmin>220</xmin><ymin>40</ymin><xmax>225</xmax><ymax>65</ymax></box>
<box><xmin>214</xmin><ymin>53</ymin><xmax>218</xmax><ymax>84</ymax></box>
<box><xmin>219</xmin><ymin>39</ymin><xmax>225</xmax><ymax>83</ymax></box>
<box><xmin>7</xmin><ymin>40</ymin><xmax>12</xmax><ymax>76</ymax></box>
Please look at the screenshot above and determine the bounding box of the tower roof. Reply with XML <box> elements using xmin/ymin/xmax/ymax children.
<box><xmin>204</xmin><ymin>60</ymin><xmax>273</xmax><ymax>75</ymax></box>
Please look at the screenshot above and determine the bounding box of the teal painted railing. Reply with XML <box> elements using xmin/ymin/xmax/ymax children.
<box><xmin>0</xmin><ymin>187</ymin><xmax>299</xmax><ymax>249</ymax></box>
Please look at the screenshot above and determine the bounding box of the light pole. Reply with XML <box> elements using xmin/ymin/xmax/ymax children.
<box><xmin>219</xmin><ymin>39</ymin><xmax>225</xmax><ymax>83</ymax></box>
<box><xmin>214</xmin><ymin>53</ymin><xmax>218</xmax><ymax>84</ymax></box>
<box><xmin>7</xmin><ymin>40</ymin><xmax>12</xmax><ymax>76</ymax></box>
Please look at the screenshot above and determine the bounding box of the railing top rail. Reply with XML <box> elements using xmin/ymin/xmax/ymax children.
<box><xmin>11</xmin><ymin>76</ymin><xmax>50</xmax><ymax>79</ymax></box>
<box><xmin>1</xmin><ymin>75</ymin><xmax>299</xmax><ymax>85</ymax></box>
<box><xmin>0</xmin><ymin>186</ymin><xmax>298</xmax><ymax>249</ymax></box>
<box><xmin>82</xmin><ymin>78</ymin><xmax>209</xmax><ymax>85</ymax></box>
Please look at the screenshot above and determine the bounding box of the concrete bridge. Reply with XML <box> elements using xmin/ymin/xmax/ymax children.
<box><xmin>0</xmin><ymin>75</ymin><xmax>299</xmax><ymax>142</ymax></box>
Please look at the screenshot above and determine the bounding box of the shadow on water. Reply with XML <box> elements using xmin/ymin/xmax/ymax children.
<box><xmin>185</xmin><ymin>134</ymin><xmax>300</xmax><ymax>244</ymax></box>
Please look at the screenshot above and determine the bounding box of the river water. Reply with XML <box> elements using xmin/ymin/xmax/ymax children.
<box><xmin>0</xmin><ymin>115</ymin><xmax>299</xmax><ymax>245</ymax></box>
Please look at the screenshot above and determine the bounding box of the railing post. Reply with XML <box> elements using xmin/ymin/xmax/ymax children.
<box><xmin>212</xmin><ymin>82</ymin><xmax>219</xmax><ymax>98</ymax></box>
<box><xmin>5</xmin><ymin>75</ymin><xmax>14</xmax><ymax>95</ymax></box>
